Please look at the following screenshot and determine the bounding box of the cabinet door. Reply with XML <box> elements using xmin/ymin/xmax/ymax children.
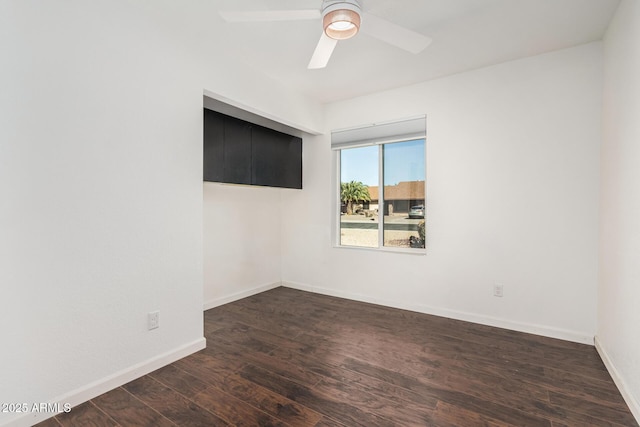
<box><xmin>281</xmin><ymin>134</ymin><xmax>303</xmax><ymax>189</ymax></box>
<box><xmin>203</xmin><ymin>109</ymin><xmax>224</xmax><ymax>182</ymax></box>
<box><xmin>223</xmin><ymin>115</ymin><xmax>252</xmax><ymax>185</ymax></box>
<box><xmin>251</xmin><ymin>125</ymin><xmax>302</xmax><ymax>189</ymax></box>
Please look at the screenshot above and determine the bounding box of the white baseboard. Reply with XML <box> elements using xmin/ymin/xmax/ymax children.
<box><xmin>203</xmin><ymin>282</ymin><xmax>281</xmax><ymax>311</ymax></box>
<box><xmin>595</xmin><ymin>336</ymin><xmax>640</xmax><ymax>424</ymax></box>
<box><xmin>282</xmin><ymin>281</ymin><xmax>594</xmax><ymax>345</ymax></box>
<box><xmin>3</xmin><ymin>338</ymin><xmax>206</xmax><ymax>427</ymax></box>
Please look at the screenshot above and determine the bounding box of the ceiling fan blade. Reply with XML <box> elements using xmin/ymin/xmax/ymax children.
<box><xmin>308</xmin><ymin>33</ymin><xmax>338</xmax><ymax>69</ymax></box>
<box><xmin>361</xmin><ymin>12</ymin><xmax>432</xmax><ymax>54</ymax></box>
<box><xmin>220</xmin><ymin>9</ymin><xmax>320</xmax><ymax>22</ymax></box>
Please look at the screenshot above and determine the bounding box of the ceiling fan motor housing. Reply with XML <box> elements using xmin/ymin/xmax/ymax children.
<box><xmin>322</xmin><ymin>0</ymin><xmax>362</xmax><ymax>40</ymax></box>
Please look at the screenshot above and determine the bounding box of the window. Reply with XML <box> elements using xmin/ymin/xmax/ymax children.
<box><xmin>333</xmin><ymin>116</ymin><xmax>426</xmax><ymax>251</ymax></box>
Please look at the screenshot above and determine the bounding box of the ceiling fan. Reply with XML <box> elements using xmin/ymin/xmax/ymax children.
<box><xmin>219</xmin><ymin>0</ymin><xmax>432</xmax><ymax>69</ymax></box>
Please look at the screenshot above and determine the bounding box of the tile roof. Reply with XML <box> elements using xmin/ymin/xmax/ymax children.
<box><xmin>367</xmin><ymin>181</ymin><xmax>425</xmax><ymax>201</ymax></box>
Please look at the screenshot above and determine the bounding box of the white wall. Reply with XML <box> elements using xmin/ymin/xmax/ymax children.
<box><xmin>201</xmin><ymin>98</ymin><xmax>317</xmax><ymax>311</ymax></box>
<box><xmin>282</xmin><ymin>43</ymin><xmax>603</xmax><ymax>344</ymax></box>
<box><xmin>203</xmin><ymin>183</ymin><xmax>283</xmax><ymax>309</ymax></box>
<box><xmin>2</xmin><ymin>0</ymin><xmax>629</xmax><ymax>423</ymax></box>
<box><xmin>598</xmin><ymin>0</ymin><xmax>640</xmax><ymax>419</ymax></box>
<box><xmin>0</xmin><ymin>1</ymin><xmax>321</xmax><ymax>426</ymax></box>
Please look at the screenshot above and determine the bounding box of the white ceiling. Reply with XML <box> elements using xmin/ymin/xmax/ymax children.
<box><xmin>210</xmin><ymin>0</ymin><xmax>619</xmax><ymax>104</ymax></box>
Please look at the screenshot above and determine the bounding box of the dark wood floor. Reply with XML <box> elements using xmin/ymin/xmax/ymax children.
<box><xmin>38</xmin><ymin>287</ymin><xmax>637</xmax><ymax>426</ymax></box>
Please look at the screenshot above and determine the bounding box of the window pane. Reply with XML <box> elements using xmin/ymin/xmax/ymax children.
<box><xmin>382</xmin><ymin>139</ymin><xmax>425</xmax><ymax>248</ymax></box>
<box><xmin>340</xmin><ymin>146</ymin><xmax>378</xmax><ymax>248</ymax></box>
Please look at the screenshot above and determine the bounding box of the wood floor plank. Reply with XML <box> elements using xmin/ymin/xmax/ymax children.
<box><xmin>174</xmin><ymin>346</ymin><xmax>245</xmax><ymax>377</ymax></box>
<box><xmin>548</xmin><ymin>390</ymin><xmax>638</xmax><ymax>426</ymax></box>
<box><xmin>123</xmin><ymin>376</ymin><xmax>229</xmax><ymax>426</ymax></box>
<box><xmin>191</xmin><ymin>385</ymin><xmax>287</xmax><ymax>427</ymax></box>
<box><xmin>61</xmin><ymin>287</ymin><xmax>636</xmax><ymax>427</ymax></box>
<box><xmin>209</xmin><ymin>329</ymin><xmax>325</xmax><ymax>388</ymax></box>
<box><xmin>339</xmin><ymin>355</ymin><xmax>552</xmax><ymax>427</ymax></box>
<box><xmin>173</xmin><ymin>356</ymin><xmax>323</xmax><ymax>426</ymax></box>
<box><xmin>312</xmin><ymin>417</ymin><xmax>349</xmax><ymax>427</ymax></box>
<box><xmin>269</xmin><ymin>321</ymin><xmax>555</xmax><ymax>413</ymax></box>
<box><xmin>239</xmin><ymin>363</ymin><xmax>396</xmax><ymax>427</ymax></box>
<box><xmin>218</xmin><ymin>373</ymin><xmax>323</xmax><ymax>426</ymax></box>
<box><xmin>267</xmin><ymin>288</ymin><xmax>609</xmax><ymax>378</ymax></box>
<box><xmin>148</xmin><ymin>364</ymin><xmax>209</xmax><ymax>399</ymax></box>
<box><xmin>312</xmin><ymin>375</ymin><xmax>438</xmax><ymax>426</ymax></box>
<box><xmin>91</xmin><ymin>387</ymin><xmax>175</xmax><ymax>427</ymax></box>
<box><xmin>54</xmin><ymin>401</ymin><xmax>119</xmax><ymax>427</ymax></box>
<box><xmin>33</xmin><ymin>416</ymin><xmax>63</xmax><ymax>427</ymax></box>
<box><xmin>343</xmin><ymin>353</ymin><xmax>551</xmax><ymax>410</ymax></box>
<box><xmin>269</xmin><ymin>346</ymin><xmax>442</xmax><ymax>415</ymax></box>
<box><xmin>432</xmin><ymin>401</ymin><xmax>514</xmax><ymax>427</ymax></box>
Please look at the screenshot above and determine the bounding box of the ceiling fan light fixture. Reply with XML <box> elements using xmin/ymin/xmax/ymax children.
<box><xmin>322</xmin><ymin>1</ymin><xmax>361</xmax><ymax>40</ymax></box>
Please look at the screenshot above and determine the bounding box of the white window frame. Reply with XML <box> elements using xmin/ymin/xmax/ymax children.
<box><xmin>332</xmin><ymin>115</ymin><xmax>427</xmax><ymax>254</ymax></box>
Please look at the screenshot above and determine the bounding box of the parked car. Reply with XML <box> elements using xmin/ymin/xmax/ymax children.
<box><xmin>409</xmin><ymin>205</ymin><xmax>425</xmax><ymax>219</ymax></box>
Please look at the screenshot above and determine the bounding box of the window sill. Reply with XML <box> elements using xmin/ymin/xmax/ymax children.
<box><xmin>333</xmin><ymin>244</ymin><xmax>426</xmax><ymax>255</ymax></box>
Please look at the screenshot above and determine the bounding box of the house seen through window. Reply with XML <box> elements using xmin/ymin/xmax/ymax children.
<box><xmin>335</xmin><ymin>117</ymin><xmax>426</xmax><ymax>251</ymax></box>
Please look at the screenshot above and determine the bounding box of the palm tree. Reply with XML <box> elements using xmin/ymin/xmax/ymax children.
<box><xmin>340</xmin><ymin>181</ymin><xmax>371</xmax><ymax>215</ymax></box>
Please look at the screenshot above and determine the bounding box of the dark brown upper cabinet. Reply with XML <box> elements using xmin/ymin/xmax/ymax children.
<box><xmin>203</xmin><ymin>109</ymin><xmax>302</xmax><ymax>189</ymax></box>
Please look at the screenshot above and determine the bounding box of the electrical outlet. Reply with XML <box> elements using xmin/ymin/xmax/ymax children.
<box><xmin>148</xmin><ymin>311</ymin><xmax>159</xmax><ymax>330</ymax></box>
<box><xmin>493</xmin><ymin>284</ymin><xmax>504</xmax><ymax>297</ymax></box>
